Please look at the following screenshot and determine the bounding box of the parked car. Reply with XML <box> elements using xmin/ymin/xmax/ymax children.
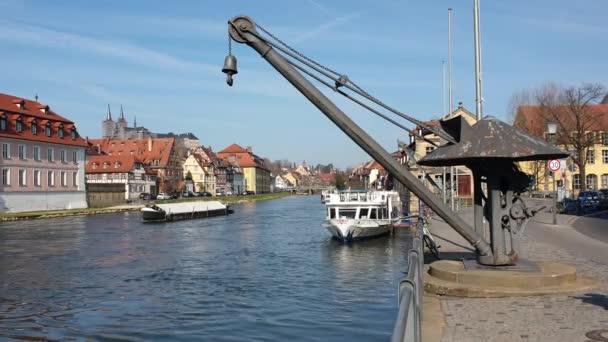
<box><xmin>559</xmin><ymin>198</ymin><xmax>578</xmax><ymax>215</ymax></box>
<box><xmin>156</xmin><ymin>193</ymin><xmax>173</xmax><ymax>200</ymax></box>
<box><xmin>181</xmin><ymin>191</ymin><xmax>197</xmax><ymax>198</ymax></box>
<box><xmin>199</xmin><ymin>191</ymin><xmax>213</xmax><ymax>197</ymax></box>
<box><xmin>599</xmin><ymin>189</ymin><xmax>608</xmax><ymax>209</ymax></box>
<box><xmin>139</xmin><ymin>192</ymin><xmax>155</xmax><ymax>200</ymax></box>
<box><xmin>577</xmin><ymin>191</ymin><xmax>601</xmax><ymax>210</ymax></box>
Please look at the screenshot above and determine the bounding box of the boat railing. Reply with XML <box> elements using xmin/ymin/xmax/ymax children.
<box><xmin>391</xmin><ymin>216</ymin><xmax>424</xmax><ymax>342</ymax></box>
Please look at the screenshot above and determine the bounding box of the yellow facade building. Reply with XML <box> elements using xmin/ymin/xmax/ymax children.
<box><xmin>403</xmin><ymin>106</ymin><xmax>477</xmax><ymax>208</ymax></box>
<box><xmin>514</xmin><ymin>104</ymin><xmax>608</xmax><ymax>195</ymax></box>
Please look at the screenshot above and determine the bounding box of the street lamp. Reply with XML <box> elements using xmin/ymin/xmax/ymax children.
<box><xmin>547</xmin><ymin>120</ymin><xmax>558</xmax><ymax>225</ymax></box>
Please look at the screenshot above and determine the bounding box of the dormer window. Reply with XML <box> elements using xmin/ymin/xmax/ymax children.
<box><xmin>103</xmin><ymin>162</ymin><xmax>109</xmax><ymax>169</ymax></box>
<box><xmin>70</xmin><ymin>127</ymin><xmax>77</xmax><ymax>140</ymax></box>
<box><xmin>31</xmin><ymin>120</ymin><xmax>38</xmax><ymax>135</ymax></box>
<box><xmin>92</xmin><ymin>163</ymin><xmax>98</xmax><ymax>169</ymax></box>
<box><xmin>39</xmin><ymin>105</ymin><xmax>50</xmax><ymax>114</ymax></box>
<box><xmin>13</xmin><ymin>99</ymin><xmax>25</xmax><ymax>109</ymax></box>
<box><xmin>114</xmin><ymin>162</ymin><xmax>121</xmax><ymax>169</ymax></box>
<box><xmin>58</xmin><ymin>124</ymin><xmax>64</xmax><ymax>138</ymax></box>
<box><xmin>0</xmin><ymin>114</ymin><xmax>6</xmax><ymax>130</ymax></box>
<box><xmin>45</xmin><ymin>122</ymin><xmax>52</xmax><ymax>137</ymax></box>
<box><xmin>16</xmin><ymin>117</ymin><xmax>23</xmax><ymax>132</ymax></box>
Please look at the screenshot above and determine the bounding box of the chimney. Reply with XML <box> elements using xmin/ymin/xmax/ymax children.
<box><xmin>148</xmin><ymin>137</ymin><xmax>153</xmax><ymax>152</ymax></box>
<box><xmin>246</xmin><ymin>146</ymin><xmax>252</xmax><ymax>153</ymax></box>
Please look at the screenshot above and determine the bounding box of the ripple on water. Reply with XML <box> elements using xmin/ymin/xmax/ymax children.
<box><xmin>0</xmin><ymin>196</ymin><xmax>412</xmax><ymax>341</ymax></box>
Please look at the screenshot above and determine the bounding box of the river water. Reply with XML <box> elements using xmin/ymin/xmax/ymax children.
<box><xmin>0</xmin><ymin>196</ymin><xmax>413</xmax><ymax>341</ymax></box>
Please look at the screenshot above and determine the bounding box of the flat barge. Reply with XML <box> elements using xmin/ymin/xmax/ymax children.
<box><xmin>141</xmin><ymin>201</ymin><xmax>234</xmax><ymax>222</ymax></box>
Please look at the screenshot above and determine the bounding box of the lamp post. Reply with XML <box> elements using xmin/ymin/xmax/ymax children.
<box><xmin>547</xmin><ymin>121</ymin><xmax>558</xmax><ymax>225</ymax></box>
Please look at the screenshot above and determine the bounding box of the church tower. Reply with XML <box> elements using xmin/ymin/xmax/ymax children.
<box><xmin>102</xmin><ymin>104</ymin><xmax>115</xmax><ymax>138</ymax></box>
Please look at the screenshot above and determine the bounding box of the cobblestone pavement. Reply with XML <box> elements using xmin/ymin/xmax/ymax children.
<box><xmin>430</xmin><ymin>211</ymin><xmax>608</xmax><ymax>342</ymax></box>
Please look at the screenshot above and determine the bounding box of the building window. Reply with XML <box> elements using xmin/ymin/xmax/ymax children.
<box><xmin>103</xmin><ymin>162</ymin><xmax>109</xmax><ymax>169</ymax></box>
<box><xmin>47</xmin><ymin>148</ymin><xmax>54</xmax><ymax>162</ymax></box>
<box><xmin>426</xmin><ymin>146</ymin><xmax>435</xmax><ymax>155</ymax></box>
<box><xmin>18</xmin><ymin>145</ymin><xmax>26</xmax><ymax>160</ymax></box>
<box><xmin>58</xmin><ymin>125</ymin><xmax>64</xmax><ymax>138</ymax></box>
<box><xmin>586</xmin><ymin>174</ymin><xmax>598</xmax><ymax>190</ymax></box>
<box><xmin>19</xmin><ymin>169</ymin><xmax>26</xmax><ymax>186</ymax></box>
<box><xmin>114</xmin><ymin>162</ymin><xmax>120</xmax><ymax>169</ymax></box>
<box><xmin>45</xmin><ymin>122</ymin><xmax>52</xmax><ymax>137</ymax></box>
<box><xmin>2</xmin><ymin>143</ymin><xmax>10</xmax><ymax>159</ymax></box>
<box><xmin>602</xmin><ymin>174</ymin><xmax>608</xmax><ymax>189</ymax></box>
<box><xmin>16</xmin><ymin>117</ymin><xmax>23</xmax><ymax>132</ymax></box>
<box><xmin>48</xmin><ymin>171</ymin><xmax>55</xmax><ymax>187</ymax></box>
<box><xmin>70</xmin><ymin>127</ymin><xmax>77</xmax><ymax>140</ymax></box>
<box><xmin>61</xmin><ymin>171</ymin><xmax>67</xmax><ymax>187</ymax></box>
<box><xmin>587</xmin><ymin>150</ymin><xmax>595</xmax><ymax>164</ymax></box>
<box><xmin>73</xmin><ymin>172</ymin><xmax>78</xmax><ymax>186</ymax></box>
<box><xmin>60</xmin><ymin>149</ymin><xmax>66</xmax><ymax>163</ymax></box>
<box><xmin>603</xmin><ymin>132</ymin><xmax>608</xmax><ymax>146</ymax></box>
<box><xmin>0</xmin><ymin>114</ymin><xmax>6</xmax><ymax>130</ymax></box>
<box><xmin>72</xmin><ymin>151</ymin><xmax>78</xmax><ymax>163</ymax></box>
<box><xmin>573</xmin><ymin>174</ymin><xmax>580</xmax><ymax>190</ymax></box>
<box><xmin>31</xmin><ymin>120</ymin><xmax>38</xmax><ymax>135</ymax></box>
<box><xmin>603</xmin><ymin>150</ymin><xmax>608</xmax><ymax>164</ymax></box>
<box><xmin>92</xmin><ymin>163</ymin><xmax>98</xmax><ymax>169</ymax></box>
<box><xmin>2</xmin><ymin>168</ymin><xmax>10</xmax><ymax>186</ymax></box>
<box><xmin>33</xmin><ymin>146</ymin><xmax>41</xmax><ymax>161</ymax></box>
<box><xmin>34</xmin><ymin>170</ymin><xmax>41</xmax><ymax>187</ymax></box>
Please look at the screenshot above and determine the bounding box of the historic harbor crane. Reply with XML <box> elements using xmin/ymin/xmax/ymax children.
<box><xmin>222</xmin><ymin>15</ymin><xmax>568</xmax><ymax>267</ymax></box>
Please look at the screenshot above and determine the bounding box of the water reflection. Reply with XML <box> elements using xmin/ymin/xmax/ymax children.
<box><xmin>0</xmin><ymin>196</ymin><xmax>412</xmax><ymax>341</ymax></box>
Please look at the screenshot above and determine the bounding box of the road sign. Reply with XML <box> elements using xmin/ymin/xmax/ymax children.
<box><xmin>548</xmin><ymin>159</ymin><xmax>561</xmax><ymax>172</ymax></box>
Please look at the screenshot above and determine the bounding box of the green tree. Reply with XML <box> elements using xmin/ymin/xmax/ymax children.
<box><xmin>185</xmin><ymin>171</ymin><xmax>193</xmax><ymax>181</ymax></box>
<box><xmin>334</xmin><ymin>172</ymin><xmax>346</xmax><ymax>190</ymax></box>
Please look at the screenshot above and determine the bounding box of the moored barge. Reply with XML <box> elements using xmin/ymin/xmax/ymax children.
<box><xmin>141</xmin><ymin>201</ymin><xmax>233</xmax><ymax>222</ymax></box>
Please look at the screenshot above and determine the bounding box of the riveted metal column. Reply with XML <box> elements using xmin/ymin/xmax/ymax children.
<box><xmin>228</xmin><ymin>16</ymin><xmax>492</xmax><ymax>258</ymax></box>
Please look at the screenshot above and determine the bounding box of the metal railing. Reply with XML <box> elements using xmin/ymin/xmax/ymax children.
<box><xmin>391</xmin><ymin>217</ymin><xmax>424</xmax><ymax>342</ymax></box>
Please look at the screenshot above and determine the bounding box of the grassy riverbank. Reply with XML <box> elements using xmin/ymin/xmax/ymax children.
<box><xmin>0</xmin><ymin>192</ymin><xmax>298</xmax><ymax>221</ymax></box>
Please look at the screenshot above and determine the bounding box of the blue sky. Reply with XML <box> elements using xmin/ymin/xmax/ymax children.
<box><xmin>1</xmin><ymin>0</ymin><xmax>606</xmax><ymax>168</ymax></box>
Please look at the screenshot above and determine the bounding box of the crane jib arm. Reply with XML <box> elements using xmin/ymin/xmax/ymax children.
<box><xmin>226</xmin><ymin>15</ymin><xmax>492</xmax><ymax>258</ymax></box>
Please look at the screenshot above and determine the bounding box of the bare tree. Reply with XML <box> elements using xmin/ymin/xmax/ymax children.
<box><xmin>515</xmin><ymin>82</ymin><xmax>606</xmax><ymax>192</ymax></box>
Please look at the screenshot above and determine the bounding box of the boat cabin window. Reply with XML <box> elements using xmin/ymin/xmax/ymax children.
<box><xmin>349</xmin><ymin>194</ymin><xmax>358</xmax><ymax>201</ymax></box>
<box><xmin>359</xmin><ymin>208</ymin><xmax>369</xmax><ymax>219</ymax></box>
<box><xmin>370</xmin><ymin>208</ymin><xmax>377</xmax><ymax>219</ymax></box>
<box><xmin>329</xmin><ymin>208</ymin><xmax>336</xmax><ymax>219</ymax></box>
<box><xmin>339</xmin><ymin>209</ymin><xmax>357</xmax><ymax>219</ymax></box>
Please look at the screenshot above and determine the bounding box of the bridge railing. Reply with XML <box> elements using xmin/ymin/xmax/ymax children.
<box><xmin>391</xmin><ymin>217</ymin><xmax>424</xmax><ymax>342</ymax></box>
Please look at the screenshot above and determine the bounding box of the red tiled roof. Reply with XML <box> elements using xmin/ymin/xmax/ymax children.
<box><xmin>218</xmin><ymin>143</ymin><xmax>248</xmax><ymax>154</ymax></box>
<box><xmin>0</xmin><ymin>93</ymin><xmax>87</xmax><ymax>147</ymax></box>
<box><xmin>217</xmin><ymin>143</ymin><xmax>269</xmax><ymax>171</ymax></box>
<box><xmin>86</xmin><ymin>155</ymin><xmax>137</xmax><ymax>174</ymax></box>
<box><xmin>515</xmin><ymin>105</ymin><xmax>608</xmax><ymax>138</ymax></box>
<box><xmin>89</xmin><ymin>138</ymin><xmax>175</xmax><ymax>168</ymax></box>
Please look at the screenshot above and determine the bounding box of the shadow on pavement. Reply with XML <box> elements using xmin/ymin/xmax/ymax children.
<box><xmin>572</xmin><ymin>293</ymin><xmax>608</xmax><ymax>311</ymax></box>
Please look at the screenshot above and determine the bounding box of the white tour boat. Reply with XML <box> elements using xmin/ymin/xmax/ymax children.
<box><xmin>324</xmin><ymin>190</ymin><xmax>402</xmax><ymax>241</ymax></box>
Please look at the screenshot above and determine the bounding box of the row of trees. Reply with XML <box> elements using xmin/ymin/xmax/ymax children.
<box><xmin>510</xmin><ymin>82</ymin><xmax>607</xmax><ymax>192</ymax></box>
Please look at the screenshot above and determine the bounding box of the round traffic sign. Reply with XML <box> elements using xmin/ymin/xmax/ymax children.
<box><xmin>548</xmin><ymin>159</ymin><xmax>561</xmax><ymax>172</ymax></box>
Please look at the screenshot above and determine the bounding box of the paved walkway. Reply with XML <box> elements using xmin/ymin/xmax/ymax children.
<box><xmin>422</xmin><ymin>208</ymin><xmax>608</xmax><ymax>342</ymax></box>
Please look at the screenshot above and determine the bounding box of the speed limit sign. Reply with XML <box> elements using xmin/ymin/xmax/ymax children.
<box><xmin>548</xmin><ymin>159</ymin><xmax>561</xmax><ymax>172</ymax></box>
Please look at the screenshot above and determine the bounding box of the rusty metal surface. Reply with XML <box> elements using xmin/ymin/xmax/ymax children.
<box><xmin>419</xmin><ymin>116</ymin><xmax>569</xmax><ymax>167</ymax></box>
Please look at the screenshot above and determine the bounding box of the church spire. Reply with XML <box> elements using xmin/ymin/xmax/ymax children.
<box><xmin>134</xmin><ymin>115</ymin><xmax>137</xmax><ymax>128</ymax></box>
<box><xmin>120</xmin><ymin>105</ymin><xmax>125</xmax><ymax>120</ymax></box>
<box><xmin>106</xmin><ymin>104</ymin><xmax>112</xmax><ymax>121</ymax></box>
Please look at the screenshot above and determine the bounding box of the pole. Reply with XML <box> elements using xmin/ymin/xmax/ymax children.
<box><xmin>227</xmin><ymin>16</ymin><xmax>492</xmax><ymax>258</ymax></box>
<box><xmin>474</xmin><ymin>0</ymin><xmax>483</xmax><ymax>120</ymax></box>
<box><xmin>442</xmin><ymin>61</ymin><xmax>446</xmax><ymax>203</ymax></box>
<box><xmin>448</xmin><ymin>8</ymin><xmax>455</xmax><ymax>211</ymax></box>
<box><xmin>552</xmin><ymin>171</ymin><xmax>557</xmax><ymax>225</ymax></box>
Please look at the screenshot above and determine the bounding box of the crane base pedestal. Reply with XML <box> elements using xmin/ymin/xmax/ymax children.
<box><xmin>424</xmin><ymin>260</ymin><xmax>596</xmax><ymax>298</ymax></box>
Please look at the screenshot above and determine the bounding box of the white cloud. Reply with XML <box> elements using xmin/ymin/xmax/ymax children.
<box><xmin>291</xmin><ymin>12</ymin><xmax>363</xmax><ymax>44</ymax></box>
<box><xmin>0</xmin><ymin>20</ymin><xmax>218</xmax><ymax>73</ymax></box>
